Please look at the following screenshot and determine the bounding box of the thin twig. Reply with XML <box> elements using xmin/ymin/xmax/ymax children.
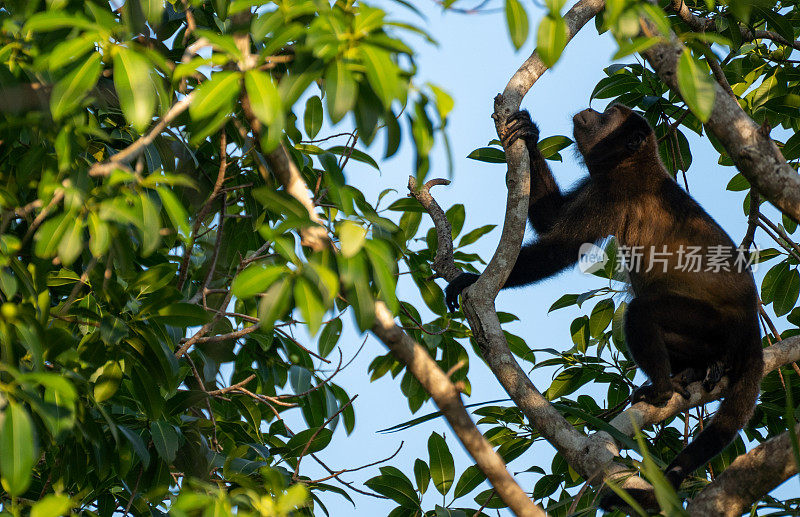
<box><xmin>293</xmin><ymin>395</ymin><xmax>358</xmax><ymax>480</ymax></box>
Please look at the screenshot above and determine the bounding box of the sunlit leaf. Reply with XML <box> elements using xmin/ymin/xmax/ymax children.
<box><xmin>676</xmin><ymin>48</ymin><xmax>716</xmax><ymax>123</ymax></box>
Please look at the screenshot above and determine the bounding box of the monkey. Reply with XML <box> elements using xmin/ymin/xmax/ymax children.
<box><xmin>445</xmin><ymin>105</ymin><xmax>763</xmax><ymax>511</ymax></box>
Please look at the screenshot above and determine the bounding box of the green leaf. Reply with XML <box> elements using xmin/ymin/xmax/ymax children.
<box><xmin>387</xmin><ymin>198</ymin><xmax>426</xmax><ymax>212</ymax></box>
<box><xmin>88</xmin><ymin>212</ymin><xmax>110</xmax><ymax>256</ymax></box>
<box><xmin>325</xmin><ymin>61</ymin><xmax>358</xmax><ymax>124</ymax></box>
<box><xmin>304</xmin><ymin>96</ymin><xmax>323</xmax><ymax>139</ymax></box>
<box><xmin>326</xmin><ymin>146</ymin><xmax>380</xmax><ymax>170</ymax></box>
<box><xmin>150</xmin><ymin>420</ymin><xmax>179</xmax><ymax>462</ymax></box>
<box><xmin>285</xmin><ymin>427</ymin><xmax>333</xmax><ymax>456</ymax></box>
<box><xmin>466</xmin><ymin>147</ymin><xmax>506</xmax><ymax>164</ymax></box>
<box><xmin>294</xmin><ymin>276</ymin><xmax>325</xmax><ymax>335</ymax></box>
<box><xmin>31</xmin><ymin>494</ymin><xmax>72</xmax><ymax>517</ymax></box>
<box><xmin>613</xmin><ymin>36</ymin><xmax>661</xmax><ymax>59</ymax></box>
<box><xmin>458</xmin><ymin>224</ymin><xmax>496</xmax><ymax>247</ymax></box>
<box><xmin>258</xmin><ymin>276</ymin><xmax>294</xmax><ymax>329</ymax></box>
<box><xmin>359</xmin><ymin>45</ymin><xmax>398</xmax><ymax>109</ymax></box>
<box><xmin>591</xmin><ymin>73</ymin><xmax>641</xmax><ymax>100</ymax></box>
<box><xmin>57</xmin><ymin>216</ymin><xmax>83</xmax><ymax>266</ymax></box>
<box><xmin>365</xmin><ymin>240</ymin><xmax>399</xmax><ymax>312</ymax></box>
<box><xmin>783</xmin><ymin>131</ymin><xmax>800</xmax><ymax>161</ymax></box>
<box><xmin>536</xmin><ymin>14</ymin><xmax>568</xmax><ymax>67</ymax></box>
<box><xmin>339</xmin><ymin>220</ymin><xmax>367</xmax><ymax>258</ymax></box>
<box><xmin>773</xmin><ymin>268</ymin><xmax>800</xmax><ymax>317</ymax></box>
<box><xmin>429</xmin><ymin>84</ymin><xmax>454</xmax><ymax>122</ymax></box>
<box><xmin>93</xmin><ymin>361</ymin><xmax>122</xmax><ymax>402</ymax></box>
<box><xmin>138</xmin><ymin>193</ymin><xmax>160</xmax><ymax>256</ymax></box>
<box><xmin>365</xmin><ymin>471</ymin><xmax>420</xmax><ymax>509</ymax></box>
<box><xmin>538</xmin><ymin>135</ymin><xmax>574</xmax><ymax>160</ymax></box>
<box><xmin>544</xmin><ymin>367</ymin><xmax>590</xmax><ymax>400</ymax></box>
<box><xmin>114</xmin><ymin>46</ymin><xmax>157</xmax><ymax>132</ymax></box>
<box><xmin>156</xmin><ymin>186</ymin><xmax>190</xmax><ymax>241</ymax></box>
<box><xmin>589</xmin><ymin>299</ymin><xmax>614</xmax><ymax>337</ymax></box>
<box><xmin>34</xmin><ymin>212</ymin><xmax>72</xmax><ymax>258</ymax></box>
<box><xmin>549</xmin><ymin>293</ymin><xmax>579</xmax><ymax>312</ymax></box>
<box><xmin>757</xmin><ymin>7</ymin><xmax>795</xmax><ymax>44</ymax></box>
<box><xmin>50</xmin><ymin>52</ymin><xmax>102</xmax><ymax>120</ymax></box>
<box><xmin>154</xmin><ymin>303</ymin><xmax>212</xmax><ymax>327</ymax></box>
<box><xmin>428</xmin><ymin>432</ymin><xmax>455</xmax><ymax>496</ymax></box>
<box><xmin>190</xmin><ymin>71</ymin><xmax>241</xmax><ymax>121</ymax></box>
<box><xmin>414</xmin><ymin>459</ymin><xmax>431</xmax><ymax>495</ymax></box>
<box><xmin>0</xmin><ymin>401</ymin><xmax>37</xmax><ymax>496</ymax></box>
<box><xmin>244</xmin><ymin>69</ymin><xmax>282</xmax><ymax>126</ymax></box>
<box><xmin>232</xmin><ymin>263</ymin><xmax>287</xmax><ymax>299</ymax></box>
<box><xmin>505</xmin><ymin>0</ymin><xmax>529</xmax><ymax>50</ymax></box>
<box><xmin>318</xmin><ymin>318</ymin><xmax>342</xmax><ymax>358</ymax></box>
<box><xmin>446</xmin><ymin>204</ymin><xmax>465</xmax><ymax>240</ymax></box>
<box><xmin>24</xmin><ymin>11</ymin><xmax>97</xmax><ymax>32</ymax></box>
<box><xmin>118</xmin><ymin>425</ymin><xmax>151</xmax><ymax>468</ymax></box>
<box><xmin>676</xmin><ymin>48</ymin><xmax>716</xmax><ymax>123</ymax></box>
<box><xmin>453</xmin><ymin>465</ymin><xmax>486</xmax><ymax>498</ymax></box>
<box><xmin>141</xmin><ymin>0</ymin><xmax>164</xmax><ymax>25</ymax></box>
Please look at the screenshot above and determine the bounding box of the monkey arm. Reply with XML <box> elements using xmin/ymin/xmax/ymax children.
<box><xmin>503</xmin><ymin>110</ymin><xmax>567</xmax><ymax>235</ymax></box>
<box><xmin>526</xmin><ymin>147</ymin><xmax>566</xmax><ymax>235</ymax></box>
<box><xmin>502</xmin><ymin>234</ymin><xmax>585</xmax><ymax>289</ymax></box>
<box><xmin>505</xmin><ymin>189</ymin><xmax>608</xmax><ymax>289</ymax></box>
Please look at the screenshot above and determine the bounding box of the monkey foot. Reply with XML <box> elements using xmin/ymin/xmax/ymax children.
<box><xmin>632</xmin><ymin>378</ymin><xmax>689</xmax><ymax>407</ymax></box>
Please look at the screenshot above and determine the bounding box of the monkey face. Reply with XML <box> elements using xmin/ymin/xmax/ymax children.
<box><xmin>572</xmin><ymin>104</ymin><xmax>632</xmax><ymax>155</ymax></box>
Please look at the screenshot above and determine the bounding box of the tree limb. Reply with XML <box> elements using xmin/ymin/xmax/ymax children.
<box><xmin>434</xmin><ymin>0</ymin><xmax>607</xmax><ymax>476</ymax></box>
<box><xmin>686</xmin><ymin>422</ymin><xmax>800</xmax><ymax>516</ymax></box>
<box><xmin>371</xmin><ymin>302</ymin><xmax>547</xmax><ymax>517</ymax></box>
<box><xmin>638</xmin><ymin>23</ymin><xmax>800</xmax><ymax>223</ymax></box>
<box><xmin>669</xmin><ymin>0</ymin><xmax>800</xmax><ymax>51</ymax></box>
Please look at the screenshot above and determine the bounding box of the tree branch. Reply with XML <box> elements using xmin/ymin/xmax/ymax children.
<box><xmin>89</xmin><ymin>92</ymin><xmax>194</xmax><ymax>177</ymax></box>
<box><xmin>638</xmin><ymin>22</ymin><xmax>800</xmax><ymax>223</ymax></box>
<box><xmin>371</xmin><ymin>302</ymin><xmax>547</xmax><ymax>517</ymax></box>
<box><xmin>686</xmin><ymin>422</ymin><xmax>800</xmax><ymax>516</ymax></box>
<box><xmin>445</xmin><ymin>0</ymin><xmax>606</xmax><ymax>476</ymax></box>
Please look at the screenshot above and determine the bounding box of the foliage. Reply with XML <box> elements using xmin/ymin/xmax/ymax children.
<box><xmin>0</xmin><ymin>0</ymin><xmax>799</xmax><ymax>516</ymax></box>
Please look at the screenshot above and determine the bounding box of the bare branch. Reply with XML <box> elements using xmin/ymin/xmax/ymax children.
<box><xmin>89</xmin><ymin>93</ymin><xmax>194</xmax><ymax>177</ymax></box>
<box><xmin>371</xmin><ymin>302</ymin><xmax>547</xmax><ymax>517</ymax></box>
<box><xmin>407</xmin><ymin>176</ymin><xmax>459</xmax><ymax>281</ymax></box>
<box><xmin>686</xmin><ymin>422</ymin><xmax>800</xmax><ymax>516</ymax></box>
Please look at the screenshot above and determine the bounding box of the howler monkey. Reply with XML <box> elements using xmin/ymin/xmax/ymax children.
<box><xmin>445</xmin><ymin>105</ymin><xmax>763</xmax><ymax>510</ymax></box>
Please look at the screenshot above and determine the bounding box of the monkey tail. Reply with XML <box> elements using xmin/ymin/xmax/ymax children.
<box><xmin>663</xmin><ymin>335</ymin><xmax>763</xmax><ymax>487</ymax></box>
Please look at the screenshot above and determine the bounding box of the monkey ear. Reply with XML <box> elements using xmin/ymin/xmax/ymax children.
<box><xmin>626</xmin><ymin>131</ymin><xmax>647</xmax><ymax>151</ymax></box>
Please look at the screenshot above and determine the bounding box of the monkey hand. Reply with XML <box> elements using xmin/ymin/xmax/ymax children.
<box><xmin>501</xmin><ymin>110</ymin><xmax>540</xmax><ymax>149</ymax></box>
<box><xmin>444</xmin><ymin>273</ymin><xmax>480</xmax><ymax>313</ymax></box>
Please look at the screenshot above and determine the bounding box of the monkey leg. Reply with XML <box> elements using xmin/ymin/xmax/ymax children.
<box><xmin>625</xmin><ymin>295</ymin><xmax>726</xmax><ymax>406</ymax></box>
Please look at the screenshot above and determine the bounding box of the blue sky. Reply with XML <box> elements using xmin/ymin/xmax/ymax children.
<box><xmin>285</xmin><ymin>1</ymin><xmax>791</xmax><ymax>515</ymax></box>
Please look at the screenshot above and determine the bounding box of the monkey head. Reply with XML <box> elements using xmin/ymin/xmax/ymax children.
<box><xmin>572</xmin><ymin>104</ymin><xmax>654</xmax><ymax>172</ymax></box>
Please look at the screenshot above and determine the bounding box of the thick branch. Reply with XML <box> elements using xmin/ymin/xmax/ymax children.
<box><xmin>458</xmin><ymin>0</ymin><xmax>606</xmax><ymax>477</ymax></box>
<box><xmin>686</xmin><ymin>422</ymin><xmax>800</xmax><ymax>516</ymax></box>
<box><xmin>264</xmin><ymin>144</ymin><xmax>329</xmax><ymax>251</ymax></box>
<box><xmin>603</xmin><ymin>335</ymin><xmax>800</xmax><ymax>438</ymax></box>
<box><xmin>371</xmin><ymin>302</ymin><xmax>547</xmax><ymax>517</ymax></box>
<box><xmin>669</xmin><ymin>0</ymin><xmax>800</xmax><ymax>51</ymax></box>
<box><xmin>639</xmin><ymin>27</ymin><xmax>800</xmax><ymax>222</ymax></box>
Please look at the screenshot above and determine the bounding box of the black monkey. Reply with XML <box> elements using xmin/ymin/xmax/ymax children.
<box><xmin>446</xmin><ymin>105</ymin><xmax>763</xmax><ymax>510</ymax></box>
